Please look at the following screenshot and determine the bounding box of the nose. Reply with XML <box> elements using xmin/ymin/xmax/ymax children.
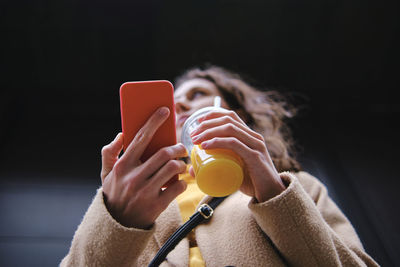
<box><xmin>175</xmin><ymin>98</ymin><xmax>190</xmax><ymax>114</ymax></box>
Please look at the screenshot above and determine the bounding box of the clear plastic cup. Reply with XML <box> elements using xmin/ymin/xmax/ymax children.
<box><xmin>181</xmin><ymin>102</ymin><xmax>244</xmax><ymax>197</ymax></box>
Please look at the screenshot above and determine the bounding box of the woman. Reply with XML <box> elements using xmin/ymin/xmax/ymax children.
<box><xmin>61</xmin><ymin>66</ymin><xmax>378</xmax><ymax>266</ymax></box>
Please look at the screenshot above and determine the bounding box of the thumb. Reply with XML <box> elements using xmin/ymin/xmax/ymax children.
<box><xmin>101</xmin><ymin>133</ymin><xmax>123</xmax><ymax>183</ymax></box>
<box><xmin>189</xmin><ymin>166</ymin><xmax>195</xmax><ymax>177</ymax></box>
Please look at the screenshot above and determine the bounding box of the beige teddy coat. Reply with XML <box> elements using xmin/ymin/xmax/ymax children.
<box><xmin>61</xmin><ymin>171</ymin><xmax>379</xmax><ymax>266</ymax></box>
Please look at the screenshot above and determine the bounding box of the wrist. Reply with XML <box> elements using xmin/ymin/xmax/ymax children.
<box><xmin>255</xmin><ymin>175</ymin><xmax>286</xmax><ymax>203</ymax></box>
<box><xmin>103</xmin><ymin>192</ymin><xmax>154</xmax><ymax>230</ymax></box>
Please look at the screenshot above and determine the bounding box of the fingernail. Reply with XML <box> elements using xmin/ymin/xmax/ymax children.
<box><xmin>114</xmin><ymin>133</ymin><xmax>122</xmax><ymax>142</ymax></box>
<box><xmin>178</xmin><ymin>143</ymin><xmax>188</xmax><ymax>155</ymax></box>
<box><xmin>190</xmin><ymin>130</ymin><xmax>198</xmax><ymax>137</ymax></box>
<box><xmin>191</xmin><ymin>135</ymin><xmax>200</xmax><ymax>143</ymax></box>
<box><xmin>200</xmin><ymin>141</ymin><xmax>208</xmax><ymax>149</ymax></box>
<box><xmin>159</xmin><ymin>107</ymin><xmax>169</xmax><ymax>116</ymax></box>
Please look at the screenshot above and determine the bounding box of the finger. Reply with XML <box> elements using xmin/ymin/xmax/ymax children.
<box><xmin>189</xmin><ymin>166</ymin><xmax>195</xmax><ymax>177</ymax></box>
<box><xmin>137</xmin><ymin>143</ymin><xmax>188</xmax><ymax>180</ymax></box>
<box><xmin>190</xmin><ymin>115</ymin><xmax>264</xmax><ymax>142</ymax></box>
<box><xmin>121</xmin><ymin>107</ymin><xmax>170</xmax><ymax>166</ymax></box>
<box><xmin>200</xmin><ymin>137</ymin><xmax>258</xmax><ymax>163</ymax></box>
<box><xmin>159</xmin><ymin>179</ymin><xmax>187</xmax><ymax>208</ymax></box>
<box><xmin>148</xmin><ymin>159</ymin><xmax>187</xmax><ymax>189</ymax></box>
<box><xmin>198</xmin><ymin>109</ymin><xmax>246</xmax><ymax>126</ymax></box>
<box><xmin>191</xmin><ymin>123</ymin><xmax>266</xmax><ymax>152</ymax></box>
<box><xmin>101</xmin><ymin>133</ymin><xmax>123</xmax><ymax>183</ymax></box>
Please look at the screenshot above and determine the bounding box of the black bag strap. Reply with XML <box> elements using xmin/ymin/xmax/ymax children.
<box><xmin>148</xmin><ymin>196</ymin><xmax>227</xmax><ymax>267</ymax></box>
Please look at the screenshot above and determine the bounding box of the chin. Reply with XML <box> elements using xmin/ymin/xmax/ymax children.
<box><xmin>176</xmin><ymin>130</ymin><xmax>182</xmax><ymax>143</ymax></box>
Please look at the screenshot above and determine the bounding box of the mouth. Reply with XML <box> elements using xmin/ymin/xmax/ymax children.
<box><xmin>177</xmin><ymin>115</ymin><xmax>189</xmax><ymax>128</ymax></box>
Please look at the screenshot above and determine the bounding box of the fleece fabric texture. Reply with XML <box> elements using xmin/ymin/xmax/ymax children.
<box><xmin>61</xmin><ymin>171</ymin><xmax>379</xmax><ymax>267</ymax></box>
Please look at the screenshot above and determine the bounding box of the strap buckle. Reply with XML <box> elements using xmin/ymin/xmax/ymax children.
<box><xmin>198</xmin><ymin>203</ymin><xmax>214</xmax><ymax>219</ymax></box>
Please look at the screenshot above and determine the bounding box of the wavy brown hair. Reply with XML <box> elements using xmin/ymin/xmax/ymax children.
<box><xmin>175</xmin><ymin>66</ymin><xmax>301</xmax><ymax>172</ymax></box>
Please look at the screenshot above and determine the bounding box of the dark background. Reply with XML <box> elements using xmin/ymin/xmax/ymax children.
<box><xmin>1</xmin><ymin>0</ymin><xmax>399</xmax><ymax>266</ymax></box>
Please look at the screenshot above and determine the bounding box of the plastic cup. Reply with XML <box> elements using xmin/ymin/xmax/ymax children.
<box><xmin>181</xmin><ymin>106</ymin><xmax>244</xmax><ymax>197</ymax></box>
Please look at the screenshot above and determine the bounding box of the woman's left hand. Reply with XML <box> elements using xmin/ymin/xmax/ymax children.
<box><xmin>190</xmin><ymin>109</ymin><xmax>286</xmax><ymax>202</ymax></box>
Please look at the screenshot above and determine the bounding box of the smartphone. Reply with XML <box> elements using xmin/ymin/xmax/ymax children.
<box><xmin>119</xmin><ymin>80</ymin><xmax>177</xmax><ymax>162</ymax></box>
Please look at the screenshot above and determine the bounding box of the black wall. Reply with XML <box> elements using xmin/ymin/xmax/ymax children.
<box><xmin>1</xmin><ymin>0</ymin><xmax>398</xmax><ymax>176</ymax></box>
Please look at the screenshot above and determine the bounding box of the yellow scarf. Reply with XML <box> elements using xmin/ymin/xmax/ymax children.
<box><xmin>175</xmin><ymin>166</ymin><xmax>206</xmax><ymax>267</ymax></box>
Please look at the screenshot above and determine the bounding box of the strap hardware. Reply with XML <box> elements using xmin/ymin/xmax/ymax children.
<box><xmin>148</xmin><ymin>197</ymin><xmax>226</xmax><ymax>267</ymax></box>
<box><xmin>198</xmin><ymin>203</ymin><xmax>213</xmax><ymax>219</ymax></box>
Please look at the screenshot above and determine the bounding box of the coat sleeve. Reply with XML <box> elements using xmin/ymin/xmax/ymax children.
<box><xmin>248</xmin><ymin>171</ymin><xmax>379</xmax><ymax>267</ymax></box>
<box><xmin>60</xmin><ymin>187</ymin><xmax>155</xmax><ymax>267</ymax></box>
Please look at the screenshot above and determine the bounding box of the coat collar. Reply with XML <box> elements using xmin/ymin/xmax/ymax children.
<box><xmin>151</xmin><ymin>194</ymin><xmax>215</xmax><ymax>266</ymax></box>
<box><xmin>152</xmin><ymin>199</ymin><xmax>188</xmax><ymax>266</ymax></box>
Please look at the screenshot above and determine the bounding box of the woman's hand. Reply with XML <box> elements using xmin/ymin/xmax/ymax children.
<box><xmin>100</xmin><ymin>107</ymin><xmax>188</xmax><ymax>229</ymax></box>
<box><xmin>190</xmin><ymin>109</ymin><xmax>286</xmax><ymax>203</ymax></box>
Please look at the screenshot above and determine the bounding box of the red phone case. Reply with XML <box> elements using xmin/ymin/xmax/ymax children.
<box><xmin>119</xmin><ymin>80</ymin><xmax>177</xmax><ymax>162</ymax></box>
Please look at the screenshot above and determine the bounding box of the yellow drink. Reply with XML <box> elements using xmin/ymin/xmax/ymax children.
<box><xmin>191</xmin><ymin>145</ymin><xmax>244</xmax><ymax>197</ymax></box>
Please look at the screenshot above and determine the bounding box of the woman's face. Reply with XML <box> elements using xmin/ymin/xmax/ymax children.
<box><xmin>174</xmin><ymin>78</ymin><xmax>229</xmax><ymax>142</ymax></box>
